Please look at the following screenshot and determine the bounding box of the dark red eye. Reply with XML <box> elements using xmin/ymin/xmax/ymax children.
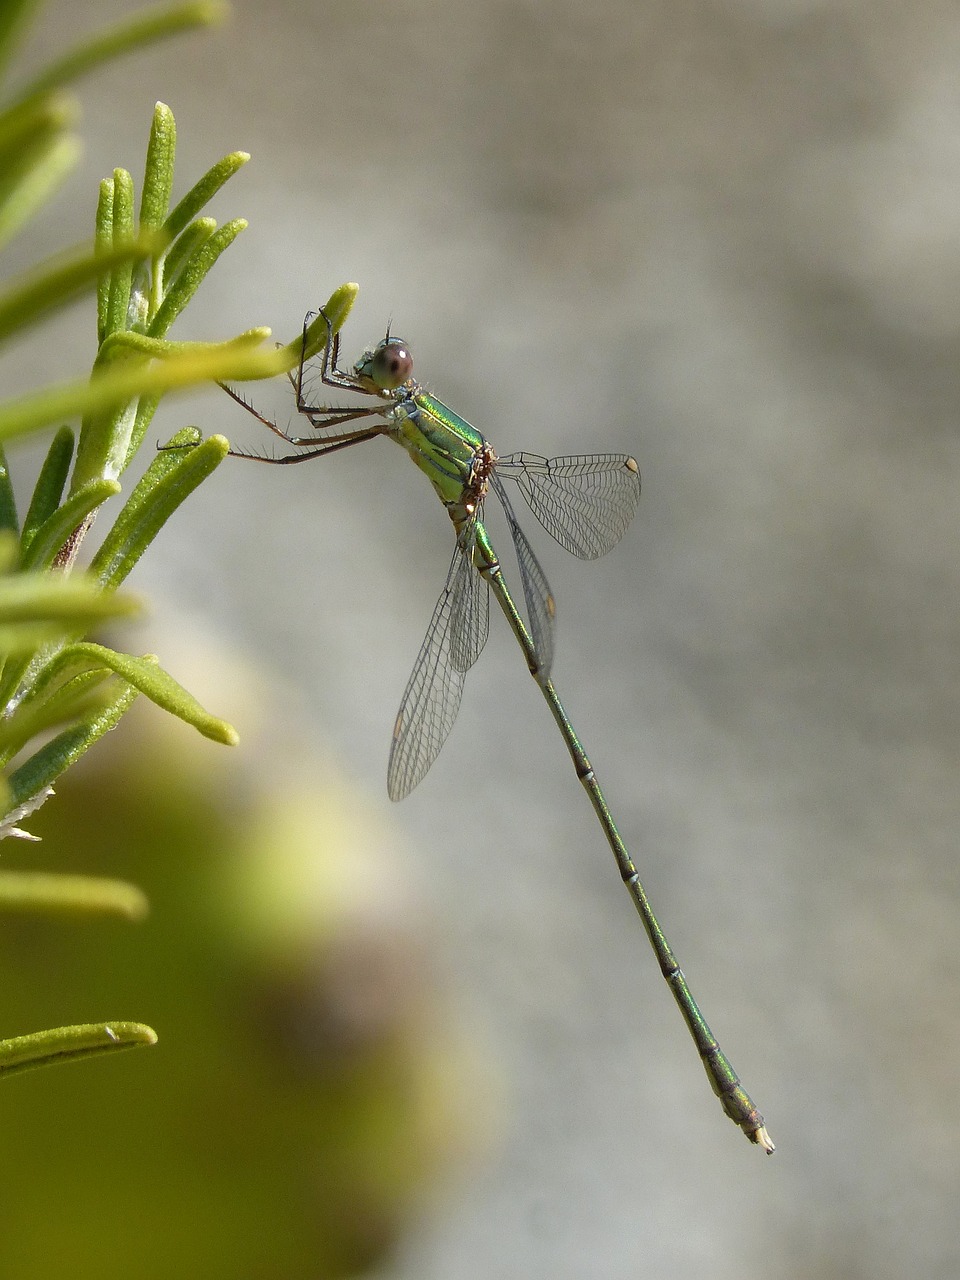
<box><xmin>371</xmin><ymin>339</ymin><xmax>413</xmax><ymax>390</ymax></box>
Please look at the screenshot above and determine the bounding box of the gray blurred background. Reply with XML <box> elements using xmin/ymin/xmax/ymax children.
<box><xmin>7</xmin><ymin>0</ymin><xmax>960</xmax><ymax>1276</ymax></box>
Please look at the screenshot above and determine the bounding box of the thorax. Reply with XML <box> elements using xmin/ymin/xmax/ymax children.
<box><xmin>387</xmin><ymin>386</ymin><xmax>497</xmax><ymax>528</ymax></box>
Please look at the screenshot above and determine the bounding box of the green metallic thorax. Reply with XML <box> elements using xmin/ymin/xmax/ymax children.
<box><xmin>388</xmin><ymin>388</ymin><xmax>490</xmax><ymax>526</ymax></box>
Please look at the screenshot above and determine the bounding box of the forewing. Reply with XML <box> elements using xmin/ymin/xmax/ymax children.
<box><xmin>491</xmin><ymin>473</ymin><xmax>556</xmax><ymax>677</ymax></box>
<box><xmin>387</xmin><ymin>544</ymin><xmax>476</xmax><ymax>801</ymax></box>
<box><xmin>497</xmin><ymin>452</ymin><xmax>640</xmax><ymax>559</ymax></box>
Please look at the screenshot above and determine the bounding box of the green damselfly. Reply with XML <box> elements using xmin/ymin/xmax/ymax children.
<box><xmin>222</xmin><ymin>300</ymin><xmax>774</xmax><ymax>1152</ymax></box>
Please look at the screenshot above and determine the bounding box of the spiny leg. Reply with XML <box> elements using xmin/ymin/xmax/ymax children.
<box><xmin>228</xmin><ymin>425</ymin><xmax>387</xmax><ymax>465</ymax></box>
<box><xmin>313</xmin><ymin>307</ymin><xmax>358</xmax><ymax>391</ymax></box>
<box><xmin>219</xmin><ymin>380</ymin><xmax>387</xmax><ymax>453</ymax></box>
<box><xmin>280</xmin><ymin>362</ymin><xmax>383</xmax><ymax>431</ymax></box>
<box><xmin>296</xmin><ymin>308</ymin><xmax>373</xmax><ymax>408</ymax></box>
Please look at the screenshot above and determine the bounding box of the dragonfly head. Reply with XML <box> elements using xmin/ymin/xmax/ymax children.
<box><xmin>354</xmin><ymin>336</ymin><xmax>414</xmax><ymax>394</ymax></box>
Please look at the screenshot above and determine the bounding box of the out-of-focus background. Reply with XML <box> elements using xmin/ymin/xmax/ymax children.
<box><xmin>2</xmin><ymin>0</ymin><xmax>960</xmax><ymax>1276</ymax></box>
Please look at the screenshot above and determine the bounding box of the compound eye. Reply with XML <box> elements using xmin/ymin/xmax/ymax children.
<box><xmin>371</xmin><ymin>339</ymin><xmax>413</xmax><ymax>390</ymax></box>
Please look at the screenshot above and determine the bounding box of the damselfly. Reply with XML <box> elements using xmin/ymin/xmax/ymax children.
<box><xmin>221</xmin><ymin>299</ymin><xmax>773</xmax><ymax>1151</ymax></box>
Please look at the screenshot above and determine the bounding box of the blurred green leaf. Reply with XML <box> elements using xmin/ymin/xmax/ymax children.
<box><xmin>0</xmin><ymin>621</ymin><xmax>87</xmax><ymax>653</ymax></box>
<box><xmin>7</xmin><ymin>1</ymin><xmax>227</xmax><ymax>110</ymax></box>
<box><xmin>0</xmin><ymin>339</ymin><xmax>289</xmax><ymax>450</ymax></box>
<box><xmin>69</xmin><ymin>332</ymin><xmax>274</xmax><ymax>489</ymax></box>
<box><xmin>0</xmin><ymin>573</ymin><xmax>140</xmax><ymax>625</ymax></box>
<box><xmin>0</xmin><ymin>131</ymin><xmax>79</xmax><ymax>250</ymax></box>
<box><xmin>0</xmin><ymin>0</ymin><xmax>42</xmax><ymax>82</ymax></box>
<box><xmin>0</xmin><ymin>529</ymin><xmax>17</xmax><ymax>571</ymax></box>
<box><xmin>0</xmin><ymin>872</ymin><xmax>149</xmax><ymax>920</ymax></box>
<box><xmin>0</xmin><ymin>91</ymin><xmax>75</xmax><ymax>177</ymax></box>
<box><xmin>0</xmin><ymin>233</ymin><xmax>161</xmax><ymax>345</ymax></box>
<box><xmin>0</xmin><ymin>443</ymin><xmax>17</xmax><ymax>534</ymax></box>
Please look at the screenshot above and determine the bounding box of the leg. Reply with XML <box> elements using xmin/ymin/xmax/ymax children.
<box><xmin>295</xmin><ymin>308</ymin><xmax>373</xmax><ymax>409</ymax></box>
<box><xmin>281</xmin><ymin>363</ymin><xmax>380</xmax><ymax>430</ymax></box>
<box><xmin>219</xmin><ymin>380</ymin><xmax>384</xmax><ymax>448</ymax></box>
<box><xmin>228</xmin><ymin>424</ymin><xmax>386</xmax><ymax>464</ymax></box>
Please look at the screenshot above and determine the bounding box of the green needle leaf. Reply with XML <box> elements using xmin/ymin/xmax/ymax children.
<box><xmin>163</xmin><ymin>149</ymin><xmax>249</xmax><ymax>242</ymax></box>
<box><xmin>0</xmin><ymin>1022</ymin><xmax>157</xmax><ymax>1078</ymax></box>
<box><xmin>99</xmin><ymin>327</ymin><xmax>271</xmax><ymax>362</ymax></box>
<box><xmin>92</xmin><ymin>430</ymin><xmax>229</xmax><ymax>588</ymax></box>
<box><xmin>20</xmin><ymin>426</ymin><xmax>74</xmax><ymax>555</ymax></box>
<box><xmin>5</xmin><ymin>678</ymin><xmax>140</xmax><ymax>810</ymax></box>
<box><xmin>0</xmin><ymin>872</ymin><xmax>149</xmax><ymax>920</ymax></box>
<box><xmin>282</xmin><ymin>281</ymin><xmax>359</xmax><ymax>366</ymax></box>
<box><xmin>43</xmin><ymin>642</ymin><xmax>239</xmax><ymax>744</ymax></box>
<box><xmin>104</xmin><ymin>168</ymin><xmax>135</xmax><ymax>339</ymax></box>
<box><xmin>161</xmin><ymin>214</ymin><xmax>215</xmax><ymax>285</ymax></box>
<box><xmin>139</xmin><ymin>101</ymin><xmax>176</xmax><ymax>233</ymax></box>
<box><xmin>20</xmin><ymin>477</ymin><xmax>121</xmax><ymax>571</ymax></box>
<box><xmin>147</xmin><ymin>216</ymin><xmax>246</xmax><ymax>338</ymax></box>
<box><xmin>125</xmin><ymin>394</ymin><xmax>162</xmax><ymax>470</ymax></box>
<box><xmin>0</xmin><ymin>577</ymin><xmax>140</xmax><ymax>708</ymax></box>
<box><xmin>96</xmin><ymin>176</ymin><xmax>115</xmax><ymax>341</ymax></box>
<box><xmin>0</xmin><ymin>667</ymin><xmax>114</xmax><ymax>766</ymax></box>
<box><xmin>124</xmin><ymin>335</ymin><xmax>261</xmax><ymax>462</ymax></box>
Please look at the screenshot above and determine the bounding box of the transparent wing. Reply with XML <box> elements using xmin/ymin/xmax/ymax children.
<box><xmin>491</xmin><ymin>473</ymin><xmax>556</xmax><ymax>678</ymax></box>
<box><xmin>387</xmin><ymin>534</ymin><xmax>486</xmax><ymax>801</ymax></box>
<box><xmin>496</xmin><ymin>452</ymin><xmax>640</xmax><ymax>560</ymax></box>
<box><xmin>449</xmin><ymin>526</ymin><xmax>489</xmax><ymax>674</ymax></box>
